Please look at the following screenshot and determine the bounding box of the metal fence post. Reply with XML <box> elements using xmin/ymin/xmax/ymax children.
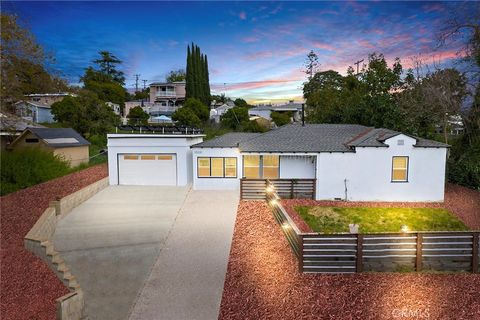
<box><xmin>356</xmin><ymin>234</ymin><xmax>363</xmax><ymax>273</ymax></box>
<box><xmin>473</xmin><ymin>232</ymin><xmax>479</xmax><ymax>274</ymax></box>
<box><xmin>416</xmin><ymin>233</ymin><xmax>423</xmax><ymax>272</ymax></box>
<box><xmin>298</xmin><ymin>234</ymin><xmax>304</xmax><ymax>273</ymax></box>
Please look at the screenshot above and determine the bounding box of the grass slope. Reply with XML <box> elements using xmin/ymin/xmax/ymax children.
<box><xmin>295</xmin><ymin>206</ymin><xmax>468</xmax><ymax>233</ymax></box>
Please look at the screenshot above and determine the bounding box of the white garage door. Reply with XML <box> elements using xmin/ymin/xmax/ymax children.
<box><xmin>118</xmin><ymin>154</ymin><xmax>177</xmax><ymax>186</ymax></box>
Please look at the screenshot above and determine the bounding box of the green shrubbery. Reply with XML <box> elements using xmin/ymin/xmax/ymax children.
<box><xmin>447</xmin><ymin>139</ymin><xmax>480</xmax><ymax>190</ymax></box>
<box><xmin>1</xmin><ymin>148</ymin><xmax>71</xmax><ymax>195</ymax></box>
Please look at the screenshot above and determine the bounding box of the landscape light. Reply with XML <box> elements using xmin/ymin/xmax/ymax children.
<box><xmin>270</xmin><ymin>199</ymin><xmax>277</xmax><ymax>206</ymax></box>
<box><xmin>266</xmin><ymin>185</ymin><xmax>274</xmax><ymax>193</ymax></box>
<box><xmin>401</xmin><ymin>225</ymin><xmax>409</xmax><ymax>233</ymax></box>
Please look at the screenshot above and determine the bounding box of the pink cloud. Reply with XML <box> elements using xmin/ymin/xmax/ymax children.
<box><xmin>312</xmin><ymin>41</ymin><xmax>336</xmax><ymax>52</ymax></box>
<box><xmin>242</xmin><ymin>36</ymin><xmax>260</xmax><ymax>43</ymax></box>
<box><xmin>239</xmin><ymin>11</ymin><xmax>247</xmax><ymax>20</ymax></box>
<box><xmin>244</xmin><ymin>50</ymin><xmax>274</xmax><ymax>60</ymax></box>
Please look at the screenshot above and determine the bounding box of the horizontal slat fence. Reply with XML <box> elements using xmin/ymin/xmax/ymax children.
<box><xmin>265</xmin><ymin>182</ymin><xmax>480</xmax><ymax>274</ymax></box>
<box><xmin>241</xmin><ymin>178</ymin><xmax>315</xmax><ymax>200</ymax></box>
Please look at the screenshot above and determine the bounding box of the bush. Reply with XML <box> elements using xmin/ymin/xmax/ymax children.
<box><xmin>1</xmin><ymin>149</ymin><xmax>71</xmax><ymax>195</ymax></box>
<box><xmin>172</xmin><ymin>107</ymin><xmax>201</xmax><ymax>127</ymax></box>
<box><xmin>271</xmin><ymin>111</ymin><xmax>291</xmax><ymax>126</ymax></box>
<box><xmin>447</xmin><ymin>138</ymin><xmax>480</xmax><ymax>189</ymax></box>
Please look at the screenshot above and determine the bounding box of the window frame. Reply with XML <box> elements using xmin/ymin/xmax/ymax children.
<box><xmin>391</xmin><ymin>156</ymin><xmax>409</xmax><ymax>183</ymax></box>
<box><xmin>242</xmin><ymin>155</ymin><xmax>280</xmax><ymax>179</ymax></box>
<box><xmin>197</xmin><ymin>157</ymin><xmax>237</xmax><ymax>179</ymax></box>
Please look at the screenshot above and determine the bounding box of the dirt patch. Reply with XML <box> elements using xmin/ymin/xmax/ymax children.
<box><xmin>0</xmin><ymin>164</ymin><xmax>108</xmax><ymax>320</ymax></box>
<box><xmin>219</xmin><ymin>200</ymin><xmax>480</xmax><ymax>320</ymax></box>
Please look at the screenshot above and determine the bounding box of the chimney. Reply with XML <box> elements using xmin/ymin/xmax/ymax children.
<box><xmin>301</xmin><ymin>103</ymin><xmax>305</xmax><ymax>126</ymax></box>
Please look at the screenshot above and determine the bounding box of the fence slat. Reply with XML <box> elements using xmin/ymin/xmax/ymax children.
<box><xmin>416</xmin><ymin>233</ymin><xmax>423</xmax><ymax>271</ymax></box>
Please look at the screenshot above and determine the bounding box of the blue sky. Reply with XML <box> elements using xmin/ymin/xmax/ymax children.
<box><xmin>3</xmin><ymin>1</ymin><xmax>472</xmax><ymax>103</ymax></box>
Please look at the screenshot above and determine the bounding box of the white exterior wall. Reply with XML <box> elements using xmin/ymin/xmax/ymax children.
<box><xmin>316</xmin><ymin>134</ymin><xmax>447</xmax><ymax>202</ymax></box>
<box><xmin>192</xmin><ymin>148</ymin><xmax>242</xmax><ymax>190</ymax></box>
<box><xmin>280</xmin><ymin>155</ymin><xmax>316</xmax><ymax>179</ymax></box>
<box><xmin>107</xmin><ymin>135</ymin><xmax>203</xmax><ymax>186</ymax></box>
<box><xmin>248</xmin><ymin>109</ymin><xmax>272</xmax><ymax>120</ymax></box>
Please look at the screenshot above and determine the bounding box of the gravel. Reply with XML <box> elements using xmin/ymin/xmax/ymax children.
<box><xmin>0</xmin><ymin>164</ymin><xmax>108</xmax><ymax>320</ymax></box>
<box><xmin>219</xmin><ymin>200</ymin><xmax>480</xmax><ymax>320</ymax></box>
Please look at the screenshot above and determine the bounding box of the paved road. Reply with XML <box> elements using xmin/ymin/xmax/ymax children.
<box><xmin>129</xmin><ymin>190</ymin><xmax>239</xmax><ymax>320</ymax></box>
<box><xmin>53</xmin><ymin>185</ymin><xmax>190</xmax><ymax>320</ymax></box>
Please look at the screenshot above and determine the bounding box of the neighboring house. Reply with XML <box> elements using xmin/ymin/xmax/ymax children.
<box><xmin>24</xmin><ymin>93</ymin><xmax>73</xmax><ymax>106</ymax></box>
<box><xmin>107</xmin><ymin>123</ymin><xmax>449</xmax><ymax>202</ymax></box>
<box><xmin>15</xmin><ymin>93</ymin><xmax>74</xmax><ymax>123</ymax></box>
<box><xmin>435</xmin><ymin>114</ymin><xmax>464</xmax><ymax>135</ymax></box>
<box><xmin>8</xmin><ymin>127</ymin><xmax>90</xmax><ymax>167</ymax></box>
<box><xmin>210</xmin><ymin>102</ymin><xmax>234</xmax><ymax>123</ymax></box>
<box><xmin>15</xmin><ymin>101</ymin><xmax>55</xmax><ymax>123</ymax></box>
<box><xmin>0</xmin><ymin>112</ymin><xmax>44</xmax><ymax>150</ymax></box>
<box><xmin>149</xmin><ymin>81</ymin><xmax>186</xmax><ymax>107</ymax></box>
<box><xmin>106</xmin><ymin>102</ymin><xmax>121</xmax><ymax>116</ymax></box>
<box><xmin>248</xmin><ymin>101</ymin><xmax>303</xmax><ymax>122</ymax></box>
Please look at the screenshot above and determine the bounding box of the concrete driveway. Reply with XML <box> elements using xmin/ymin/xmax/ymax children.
<box><xmin>129</xmin><ymin>190</ymin><xmax>239</xmax><ymax>320</ymax></box>
<box><xmin>53</xmin><ymin>185</ymin><xmax>190</xmax><ymax>320</ymax></box>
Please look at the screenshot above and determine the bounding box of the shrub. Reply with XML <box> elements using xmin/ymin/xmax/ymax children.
<box><xmin>0</xmin><ymin>149</ymin><xmax>71</xmax><ymax>195</ymax></box>
<box><xmin>271</xmin><ymin>111</ymin><xmax>291</xmax><ymax>126</ymax></box>
<box><xmin>172</xmin><ymin>107</ymin><xmax>201</xmax><ymax>127</ymax></box>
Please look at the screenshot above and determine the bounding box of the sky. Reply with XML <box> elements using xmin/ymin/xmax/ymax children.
<box><xmin>2</xmin><ymin>1</ymin><xmax>474</xmax><ymax>104</ymax></box>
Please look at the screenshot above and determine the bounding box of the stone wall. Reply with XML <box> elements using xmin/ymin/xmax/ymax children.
<box><xmin>24</xmin><ymin>177</ymin><xmax>109</xmax><ymax>320</ymax></box>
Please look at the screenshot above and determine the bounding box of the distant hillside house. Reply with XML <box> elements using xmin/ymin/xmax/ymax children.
<box><xmin>149</xmin><ymin>81</ymin><xmax>185</xmax><ymax>107</ymax></box>
<box><xmin>15</xmin><ymin>93</ymin><xmax>75</xmax><ymax>123</ymax></box>
<box><xmin>0</xmin><ymin>112</ymin><xmax>44</xmax><ymax>150</ymax></box>
<box><xmin>106</xmin><ymin>102</ymin><xmax>121</xmax><ymax>116</ymax></box>
<box><xmin>8</xmin><ymin>127</ymin><xmax>90</xmax><ymax>167</ymax></box>
<box><xmin>210</xmin><ymin>102</ymin><xmax>234</xmax><ymax>123</ymax></box>
<box><xmin>248</xmin><ymin>100</ymin><xmax>303</xmax><ymax>122</ymax></box>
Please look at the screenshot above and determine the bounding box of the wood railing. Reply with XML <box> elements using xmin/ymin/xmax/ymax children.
<box><xmin>240</xmin><ymin>178</ymin><xmax>316</xmax><ymax>200</ymax></box>
<box><xmin>265</xmin><ymin>181</ymin><xmax>480</xmax><ymax>274</ymax></box>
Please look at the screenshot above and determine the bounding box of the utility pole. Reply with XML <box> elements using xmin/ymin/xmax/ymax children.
<box><xmin>354</xmin><ymin>59</ymin><xmax>364</xmax><ymax>75</ymax></box>
<box><xmin>134</xmin><ymin>74</ymin><xmax>140</xmax><ymax>92</ymax></box>
<box><xmin>142</xmin><ymin>80</ymin><xmax>148</xmax><ymax>90</ymax></box>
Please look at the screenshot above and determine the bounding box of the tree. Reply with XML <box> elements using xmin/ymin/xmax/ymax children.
<box><xmin>51</xmin><ymin>90</ymin><xmax>120</xmax><ymax>137</ymax></box>
<box><xmin>234</xmin><ymin>98</ymin><xmax>251</xmax><ymax>108</ymax></box>
<box><xmin>1</xmin><ymin>14</ymin><xmax>69</xmax><ymax>109</ymax></box>
<box><xmin>127</xmin><ymin>106</ymin><xmax>149</xmax><ymax>125</ymax></box>
<box><xmin>221</xmin><ymin>107</ymin><xmax>249</xmax><ymax>130</ymax></box>
<box><xmin>304</xmin><ymin>50</ymin><xmax>319</xmax><ymax>80</ymax></box>
<box><xmin>172</xmin><ymin>107</ymin><xmax>201</xmax><ymax>127</ymax></box>
<box><xmin>271</xmin><ymin>111</ymin><xmax>291</xmax><ymax>127</ymax></box>
<box><xmin>166</xmin><ymin>69</ymin><xmax>186</xmax><ymax>82</ymax></box>
<box><xmin>185</xmin><ymin>43</ymin><xmax>211</xmax><ymax>105</ymax></box>
<box><xmin>93</xmin><ymin>51</ymin><xmax>125</xmax><ymax>84</ymax></box>
<box><xmin>183</xmin><ymin>98</ymin><xmax>209</xmax><ymax>122</ymax></box>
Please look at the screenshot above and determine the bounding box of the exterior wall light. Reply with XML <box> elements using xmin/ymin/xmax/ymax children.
<box><xmin>401</xmin><ymin>225</ymin><xmax>409</xmax><ymax>233</ymax></box>
<box><xmin>266</xmin><ymin>186</ymin><xmax>275</xmax><ymax>193</ymax></box>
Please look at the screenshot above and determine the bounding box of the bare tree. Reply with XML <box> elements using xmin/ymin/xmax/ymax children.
<box><xmin>304</xmin><ymin>50</ymin><xmax>319</xmax><ymax>80</ymax></box>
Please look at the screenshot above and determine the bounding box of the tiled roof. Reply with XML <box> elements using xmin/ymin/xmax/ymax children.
<box><xmin>194</xmin><ymin>123</ymin><xmax>449</xmax><ymax>152</ymax></box>
<box><xmin>239</xmin><ymin>123</ymin><xmax>367</xmax><ymax>152</ymax></box>
<box><xmin>192</xmin><ymin>132</ymin><xmax>261</xmax><ymax>148</ymax></box>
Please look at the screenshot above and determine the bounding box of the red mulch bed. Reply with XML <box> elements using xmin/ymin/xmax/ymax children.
<box><xmin>219</xmin><ymin>200</ymin><xmax>480</xmax><ymax>320</ymax></box>
<box><xmin>282</xmin><ymin>183</ymin><xmax>480</xmax><ymax>232</ymax></box>
<box><xmin>0</xmin><ymin>164</ymin><xmax>108</xmax><ymax>320</ymax></box>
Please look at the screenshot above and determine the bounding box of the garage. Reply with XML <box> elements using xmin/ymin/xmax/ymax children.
<box><xmin>118</xmin><ymin>153</ymin><xmax>177</xmax><ymax>186</ymax></box>
<box><xmin>107</xmin><ymin>133</ymin><xmax>204</xmax><ymax>187</ymax></box>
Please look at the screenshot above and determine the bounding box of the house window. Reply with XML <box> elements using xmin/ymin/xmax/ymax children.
<box><xmin>243</xmin><ymin>155</ymin><xmax>260</xmax><ymax>179</ymax></box>
<box><xmin>124</xmin><ymin>155</ymin><xmax>139</xmax><ymax>160</ymax></box>
<box><xmin>141</xmin><ymin>155</ymin><xmax>156</xmax><ymax>160</ymax></box>
<box><xmin>392</xmin><ymin>156</ymin><xmax>409</xmax><ymax>182</ymax></box>
<box><xmin>242</xmin><ymin>155</ymin><xmax>279</xmax><ymax>179</ymax></box>
<box><xmin>197</xmin><ymin>157</ymin><xmax>237</xmax><ymax>178</ymax></box>
<box><xmin>25</xmin><ymin>138</ymin><xmax>39</xmax><ymax>143</ymax></box>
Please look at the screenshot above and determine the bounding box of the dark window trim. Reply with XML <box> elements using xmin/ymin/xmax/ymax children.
<box><xmin>242</xmin><ymin>155</ymin><xmax>280</xmax><ymax>179</ymax></box>
<box><xmin>391</xmin><ymin>156</ymin><xmax>409</xmax><ymax>183</ymax></box>
<box><xmin>197</xmin><ymin>157</ymin><xmax>237</xmax><ymax>179</ymax></box>
<box><xmin>25</xmin><ymin>138</ymin><xmax>39</xmax><ymax>143</ymax></box>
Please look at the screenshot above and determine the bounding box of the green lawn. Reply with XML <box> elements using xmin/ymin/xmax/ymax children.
<box><xmin>295</xmin><ymin>206</ymin><xmax>468</xmax><ymax>234</ymax></box>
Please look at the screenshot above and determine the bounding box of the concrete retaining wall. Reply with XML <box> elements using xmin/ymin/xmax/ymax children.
<box><xmin>24</xmin><ymin>177</ymin><xmax>109</xmax><ymax>320</ymax></box>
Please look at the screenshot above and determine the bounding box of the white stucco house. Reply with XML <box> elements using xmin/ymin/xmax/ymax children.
<box><xmin>107</xmin><ymin>123</ymin><xmax>449</xmax><ymax>202</ymax></box>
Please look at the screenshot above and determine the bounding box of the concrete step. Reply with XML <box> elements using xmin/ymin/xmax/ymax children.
<box><xmin>50</xmin><ymin>253</ymin><xmax>63</xmax><ymax>264</ymax></box>
<box><xmin>68</xmin><ymin>281</ymin><xmax>81</xmax><ymax>290</ymax></box>
<box><xmin>56</xmin><ymin>262</ymin><xmax>68</xmax><ymax>272</ymax></box>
